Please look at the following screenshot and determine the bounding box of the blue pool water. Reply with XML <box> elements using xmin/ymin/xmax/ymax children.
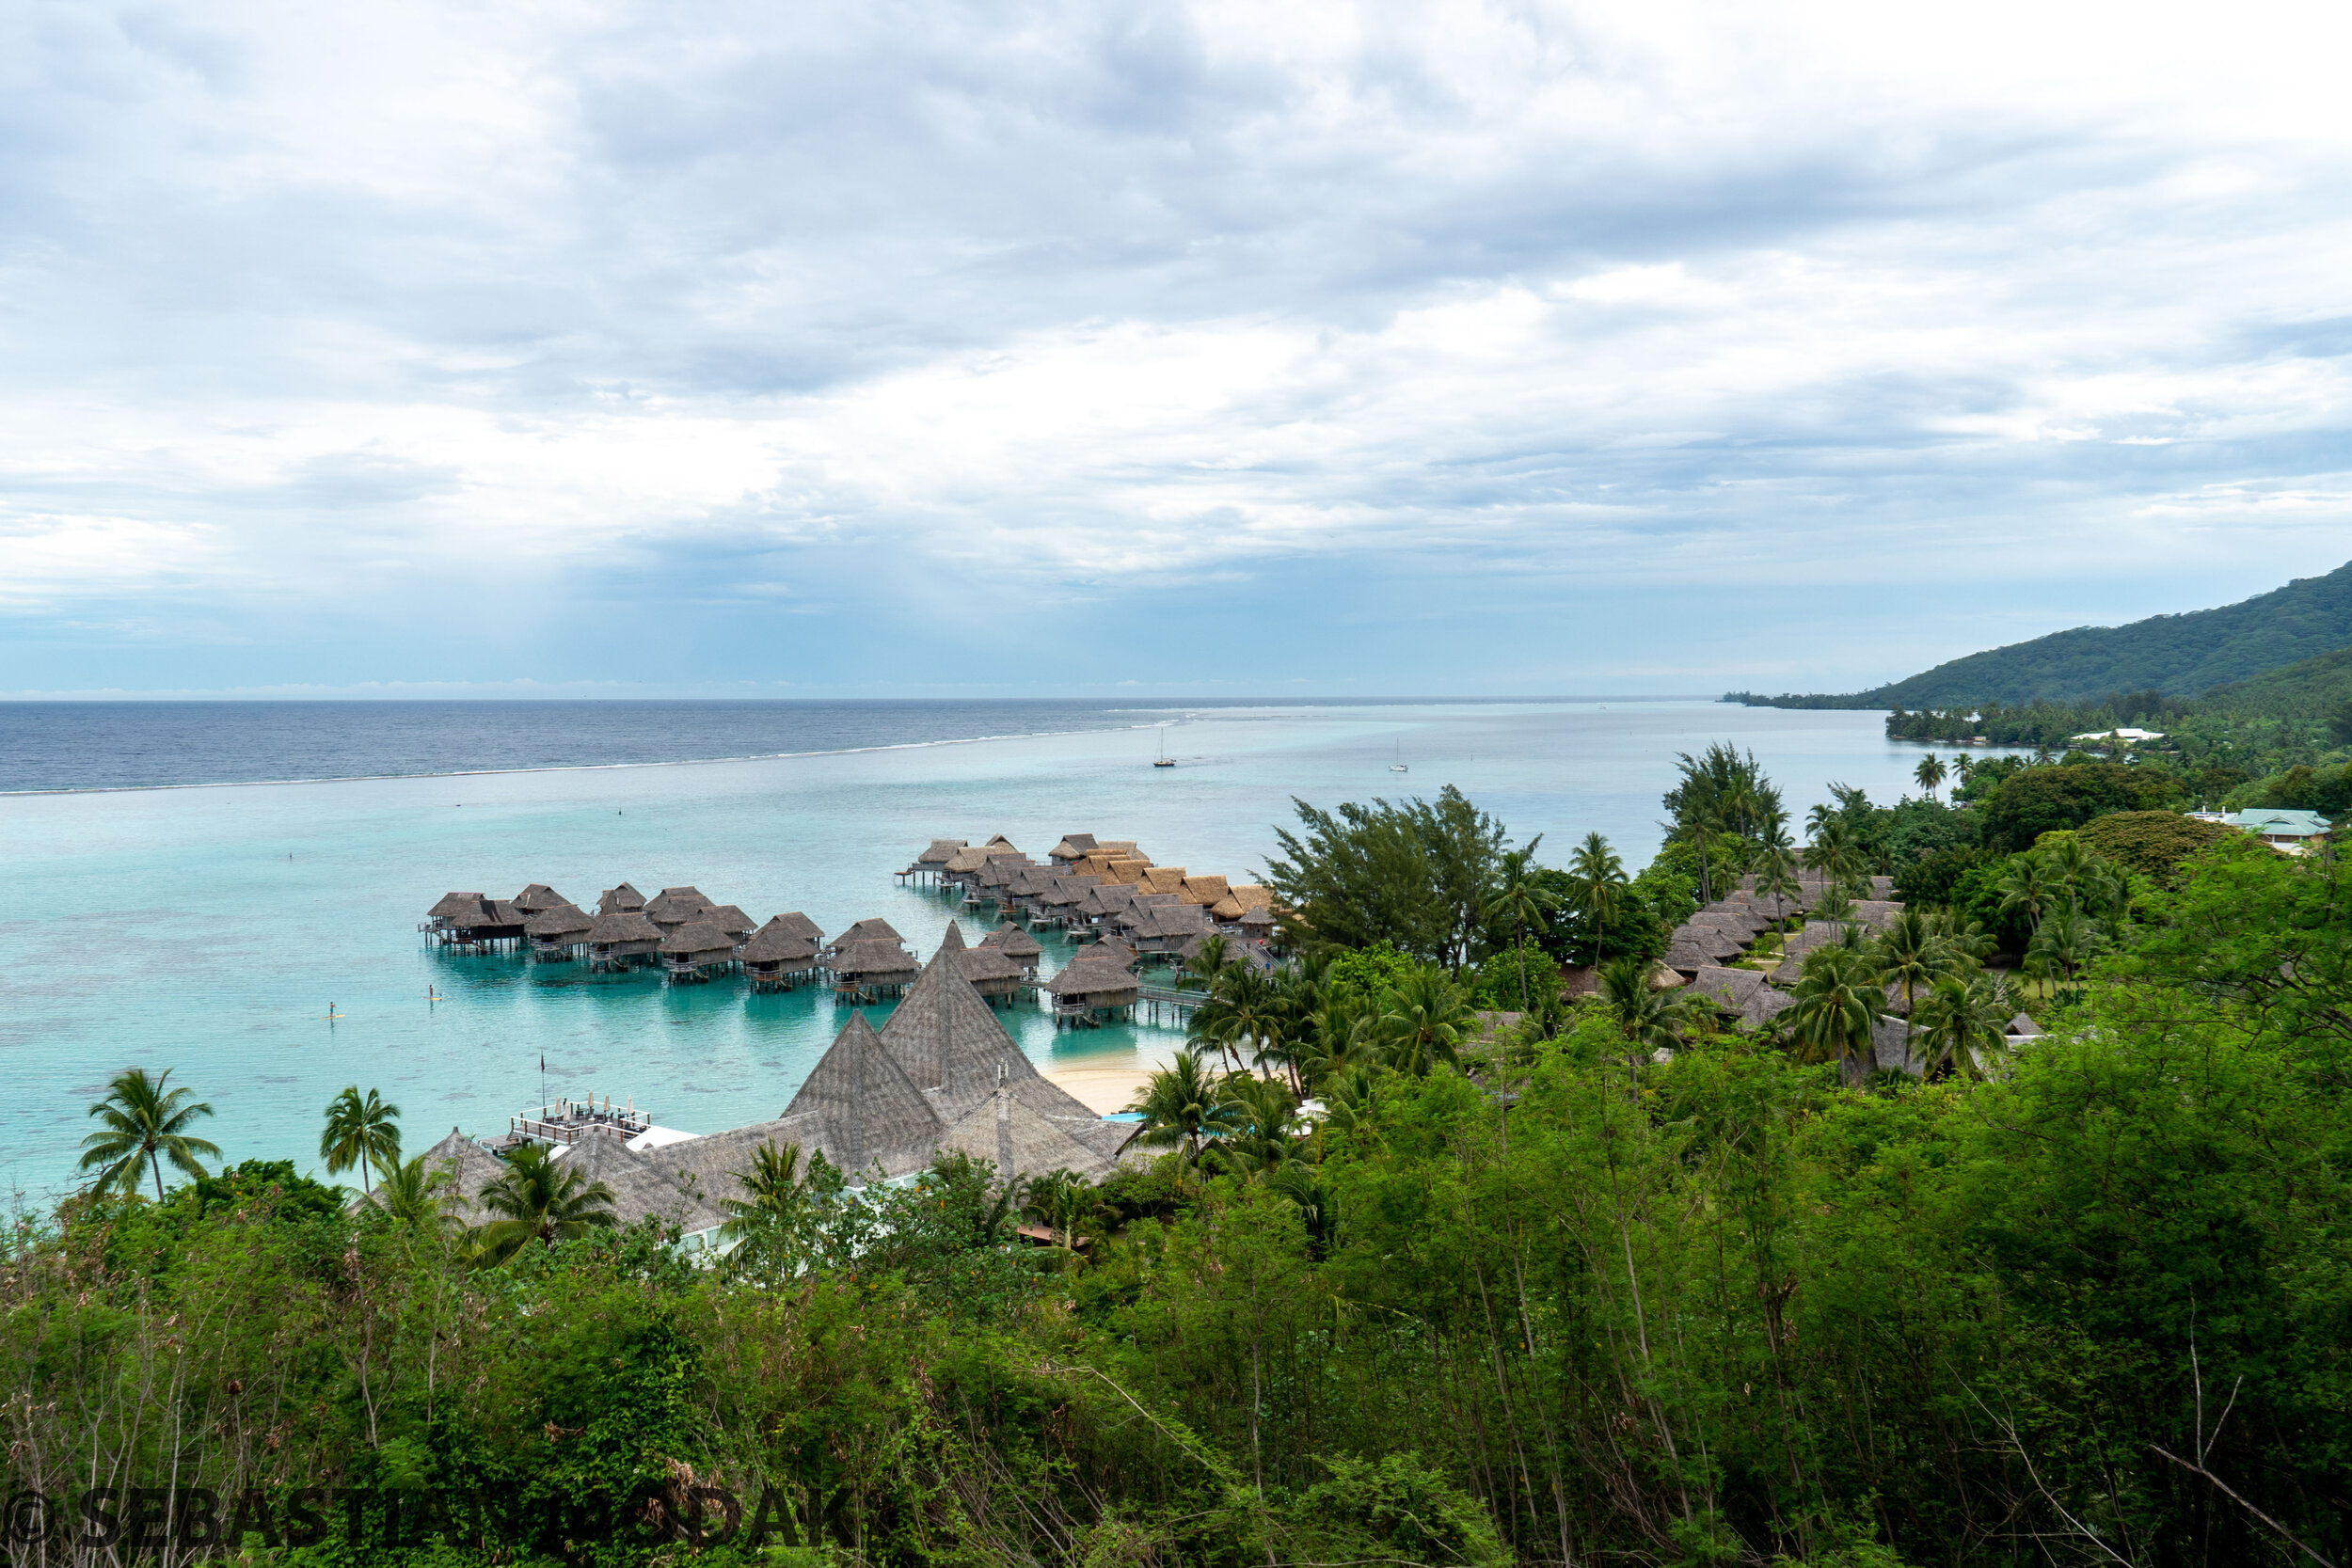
<box><xmin>0</xmin><ymin>699</ymin><xmax>1917</xmax><ymax>1200</ymax></box>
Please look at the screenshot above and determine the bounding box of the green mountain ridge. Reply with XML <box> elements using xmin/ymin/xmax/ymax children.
<box><xmin>1743</xmin><ymin>560</ymin><xmax>2352</xmax><ymax>708</ymax></box>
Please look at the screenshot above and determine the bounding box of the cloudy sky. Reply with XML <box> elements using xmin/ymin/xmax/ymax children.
<box><xmin>6</xmin><ymin>0</ymin><xmax>2351</xmax><ymax>697</ymax></box>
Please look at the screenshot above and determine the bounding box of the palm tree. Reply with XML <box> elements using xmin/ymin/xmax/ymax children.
<box><xmin>1123</xmin><ymin>1050</ymin><xmax>1243</xmax><ymax>1164</ymax></box>
<box><xmin>79</xmin><ymin>1068</ymin><xmax>222</xmax><ymax>1200</ymax></box>
<box><xmin>1914</xmin><ymin>753</ymin><xmax>1947</xmax><ymax>801</ymax></box>
<box><xmin>320</xmin><ymin>1085</ymin><xmax>402</xmax><ymax>1196</ymax></box>
<box><xmin>471</xmin><ymin>1143</ymin><xmax>617</xmax><ymax>1264</ymax></box>
<box><xmin>1379</xmin><ymin>967</ymin><xmax>1476</xmax><ymax>1076</ymax></box>
<box><xmin>372</xmin><ymin>1154</ymin><xmax>452</xmax><ymax>1227</ymax></box>
<box><xmin>1786</xmin><ymin>946</ymin><xmax>1888</xmax><ymax>1087</ymax></box>
<box><xmin>1953</xmin><ymin>753</ymin><xmax>1975</xmax><ymax>789</ymax></box>
<box><xmin>1597</xmin><ymin>955</ymin><xmax>1700</xmax><ymax>1093</ymax></box>
<box><xmin>1872</xmin><ymin>910</ymin><xmax>1950</xmax><ymax>1017</ymax></box>
<box><xmin>1020</xmin><ymin>1168</ymin><xmax>1093</xmax><ymax>1249</ymax></box>
<box><xmin>1481</xmin><ymin>845</ymin><xmax>1558</xmax><ymax>1009</ymax></box>
<box><xmin>2027</xmin><ymin>903</ymin><xmax>2106</xmax><ymax>998</ymax></box>
<box><xmin>1752</xmin><ymin>841</ymin><xmax>1802</xmax><ymax>936</ymax></box>
<box><xmin>1566</xmin><ymin>832</ymin><xmax>1628</xmax><ymax>964</ymax></box>
<box><xmin>1677</xmin><ymin>787</ymin><xmax>1732</xmax><ymax>906</ymax></box>
<box><xmin>1217</xmin><ymin>1074</ymin><xmax>1300</xmax><ymax>1179</ymax></box>
<box><xmin>1804</xmin><ymin>817</ymin><xmax>1867</xmax><ymax>900</ymax></box>
<box><xmin>1995</xmin><ymin>854</ymin><xmax>2057</xmax><ymax>932</ymax></box>
<box><xmin>716</xmin><ymin>1142</ymin><xmax>818</xmax><ymax>1275</ymax></box>
<box><xmin>1190</xmin><ymin>965</ymin><xmax>1287</xmax><ymax>1080</ymax></box>
<box><xmin>1178</xmin><ymin>934</ymin><xmax>1233</xmax><ymax>993</ymax></box>
<box><xmin>1295</xmin><ymin>994</ymin><xmax>1383</xmax><ymax>1095</ymax></box>
<box><xmin>1911</xmin><ymin>973</ymin><xmax>2015</xmax><ymax>1083</ymax></box>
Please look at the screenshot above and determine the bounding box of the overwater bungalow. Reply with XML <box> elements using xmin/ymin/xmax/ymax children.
<box><xmin>1178</xmin><ymin>874</ymin><xmax>1229</xmax><ymax>907</ymax></box>
<box><xmin>771</xmin><ymin>911</ymin><xmax>824</xmax><ymax>944</ymax></box>
<box><xmin>1140</xmin><ymin>866</ymin><xmax>1187</xmax><ymax>896</ymax></box>
<box><xmin>703</xmin><ymin>904</ymin><xmax>756</xmax><ymax>941</ymax></box>
<box><xmin>898</xmin><ymin>839</ymin><xmax>968</xmax><ymax>884</ymax></box>
<box><xmin>511</xmin><ymin>883</ymin><xmax>570</xmax><ymax>916</ymax></box>
<box><xmin>834</xmin><ymin>917</ymin><xmax>905</xmax><ymax>949</ymax></box>
<box><xmin>938</xmin><ymin>921</ymin><xmax>1031</xmax><ymax>1005</ymax></box>
<box><xmin>1043</xmin><ymin>956</ymin><xmax>1141</xmax><ymax>1027</ymax></box>
<box><xmin>587</xmin><ymin>910</ymin><xmax>664</xmax><ymax>969</ymax></box>
<box><xmin>424</xmin><ymin>891</ymin><xmax>488</xmax><ymax>935</ymax></box>
<box><xmin>829</xmin><ymin>935</ymin><xmax>919</xmax><ymax>1002</ymax></box>
<box><xmin>659</xmin><ymin>921</ymin><xmax>740</xmax><ymax>982</ymax></box>
<box><xmin>525</xmin><ymin>901</ymin><xmax>596</xmax><ymax>959</ymax></box>
<box><xmin>740</xmin><ymin>918</ymin><xmax>821</xmax><ymax>990</ymax></box>
<box><xmin>1237</xmin><ymin>904</ymin><xmax>1278</xmax><ymax>943</ymax></box>
<box><xmin>598</xmin><ymin>883</ymin><xmax>648</xmax><ymax>914</ymax></box>
<box><xmin>643</xmin><ymin>887</ymin><xmax>714</xmax><ymax>928</ymax></box>
<box><xmin>446</xmin><ymin>897</ymin><xmax>529</xmax><ymax>951</ymax></box>
<box><xmin>1089</xmin><ymin>935</ymin><xmax>1141</xmax><ymax>969</ymax></box>
<box><xmin>1129</xmin><ymin>900</ymin><xmax>1213</xmax><ymax>958</ymax></box>
<box><xmin>1048</xmin><ymin>833</ymin><xmax>1099</xmax><ymax>862</ymax></box>
<box><xmin>978</xmin><ymin>922</ymin><xmax>1043</xmax><ymax>971</ymax></box>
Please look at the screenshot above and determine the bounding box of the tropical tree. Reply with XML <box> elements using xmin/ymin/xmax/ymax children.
<box><xmin>1295</xmin><ymin>993</ymin><xmax>1384</xmax><ymax>1094</ymax></box>
<box><xmin>1020</xmin><ymin>1167</ymin><xmax>1093</xmax><ymax>1249</ymax></box>
<box><xmin>1804</xmin><ymin>817</ymin><xmax>1867</xmax><ymax>900</ymax></box>
<box><xmin>471</xmin><ymin>1143</ymin><xmax>617</xmax><ymax>1264</ymax></box>
<box><xmin>320</xmin><ymin>1085</ymin><xmax>403</xmax><ymax>1196</ymax></box>
<box><xmin>1379</xmin><ymin>967</ymin><xmax>1477</xmax><ymax>1076</ymax></box>
<box><xmin>1565</xmin><ymin>832</ymin><xmax>1629</xmax><ymax>964</ymax></box>
<box><xmin>1915</xmin><ymin>753</ymin><xmax>1947</xmax><ymax>801</ymax></box>
<box><xmin>1123</xmin><ymin>1050</ymin><xmax>1245</xmax><ymax>1165</ymax></box>
<box><xmin>2027</xmin><ymin>902</ymin><xmax>2106</xmax><ymax>997</ymax></box>
<box><xmin>1911</xmin><ymin>973</ymin><xmax>2016</xmax><ymax>1083</ymax></box>
<box><xmin>1178</xmin><ymin>933</ymin><xmax>1233</xmax><ymax>993</ymax></box>
<box><xmin>1752</xmin><ymin>842</ymin><xmax>1802</xmax><ymax>936</ymax></box>
<box><xmin>1786</xmin><ymin>946</ymin><xmax>1888</xmax><ymax>1087</ymax></box>
<box><xmin>78</xmin><ymin>1068</ymin><xmax>222</xmax><ymax>1200</ymax></box>
<box><xmin>1481</xmin><ymin>844</ymin><xmax>1558</xmax><ymax>1008</ymax></box>
<box><xmin>1597</xmin><ymin>955</ymin><xmax>1700</xmax><ymax>1092</ymax></box>
<box><xmin>1216</xmin><ymin>1073</ymin><xmax>1301</xmax><ymax>1179</ymax></box>
<box><xmin>1995</xmin><ymin>854</ymin><xmax>2058</xmax><ymax>931</ymax></box>
<box><xmin>372</xmin><ymin>1154</ymin><xmax>452</xmax><ymax>1227</ymax></box>
<box><xmin>1190</xmin><ymin>964</ymin><xmax>1289</xmax><ymax>1082</ymax></box>
<box><xmin>718</xmin><ymin>1141</ymin><xmax>832</xmax><ymax>1277</ymax></box>
<box><xmin>1872</xmin><ymin>909</ymin><xmax>1953</xmax><ymax>1016</ymax></box>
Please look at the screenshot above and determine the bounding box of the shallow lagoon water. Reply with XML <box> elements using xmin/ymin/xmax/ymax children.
<box><xmin>1</xmin><ymin>700</ymin><xmax>1926</xmax><ymax>1198</ymax></box>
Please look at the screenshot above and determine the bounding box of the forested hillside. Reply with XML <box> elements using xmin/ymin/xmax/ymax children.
<box><xmin>1731</xmin><ymin>559</ymin><xmax>2352</xmax><ymax>707</ymax></box>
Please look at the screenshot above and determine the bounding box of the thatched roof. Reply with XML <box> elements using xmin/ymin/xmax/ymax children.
<box><xmin>1089</xmin><ymin>936</ymin><xmax>1140</xmax><ymax>968</ymax></box>
<box><xmin>511</xmin><ymin>883</ymin><xmax>568</xmax><ymax>913</ymax></box>
<box><xmin>452</xmin><ymin>898</ymin><xmax>527</xmax><ymax>931</ymax></box>
<box><xmin>881</xmin><ymin>948</ymin><xmax>1047</xmax><ymax>1117</ymax></box>
<box><xmin>702</xmin><ymin>904</ymin><xmax>755</xmax><ymax>939</ymax></box>
<box><xmin>839</xmin><ymin>917</ymin><xmax>904</xmax><ymax>945</ymax></box>
<box><xmin>956</xmin><ymin>945</ymin><xmax>1029</xmax><ymax>985</ymax></box>
<box><xmin>1686</xmin><ymin>965</ymin><xmax>1791</xmax><ymax>1030</ymax></box>
<box><xmin>415</xmin><ymin>1127</ymin><xmax>508</xmax><ymax>1216</ymax></box>
<box><xmin>524</xmin><ymin>902</ymin><xmax>595</xmax><ymax>939</ymax></box>
<box><xmin>1691</xmin><ymin>911</ymin><xmax>1766</xmax><ymax>938</ymax></box>
<box><xmin>938</xmin><ymin>920</ymin><xmax>969</xmax><ymax>955</ymax></box>
<box><xmin>1228</xmin><ymin>884</ymin><xmax>1272</xmax><ymax>911</ymax></box>
<box><xmin>1179</xmin><ymin>875</ymin><xmax>1230</xmax><ymax>906</ymax></box>
<box><xmin>771</xmin><ymin>911</ymin><xmax>824</xmax><ymax>943</ymax></box>
<box><xmin>978</xmin><ymin>923</ymin><xmax>1042</xmax><ymax>959</ymax></box>
<box><xmin>1044</xmin><ymin>958</ymin><xmax>1142</xmax><ymax>1003</ymax></box>
<box><xmin>830</xmin><ymin>938</ymin><xmax>918</xmax><ymax>980</ymax></box>
<box><xmin>777</xmin><ymin>1012</ymin><xmax>946</xmax><ymax>1177</ymax></box>
<box><xmin>1671</xmin><ymin>925</ymin><xmax>1745</xmax><ymax>960</ymax></box>
<box><xmin>1238</xmin><ymin>905</ymin><xmax>1276</xmax><ymax>929</ymax></box>
<box><xmin>598</xmin><ymin>883</ymin><xmax>647</xmax><ymax>913</ymax></box>
<box><xmin>933</xmin><ymin>1085</ymin><xmax>1125</xmax><ymax>1182</ymax></box>
<box><xmin>428</xmin><ymin>891</ymin><xmax>487</xmax><ymax>920</ymax></box>
<box><xmin>739</xmin><ymin>918</ymin><xmax>819</xmax><ymax>966</ymax></box>
<box><xmin>558</xmin><ymin>1131</ymin><xmax>726</xmax><ymax>1234</ymax></box>
<box><xmin>587</xmin><ymin>911</ymin><xmax>662</xmax><ymax>945</ymax></box>
<box><xmin>917</xmin><ymin>839</ymin><xmax>967</xmax><ymax>865</ymax></box>
<box><xmin>2007</xmin><ymin>1012</ymin><xmax>2043</xmax><ymax>1038</ymax></box>
<box><xmin>1103</xmin><ymin>859</ymin><xmax>1152</xmax><ymax>886</ymax></box>
<box><xmin>1140</xmin><ymin>866</ymin><xmax>1187</xmax><ymax>895</ymax></box>
<box><xmin>984</xmin><ymin>833</ymin><xmax>1018</xmax><ymax>849</ymax></box>
<box><xmin>944</xmin><ymin>846</ymin><xmax>994</xmax><ymax>874</ymax></box>
<box><xmin>1661</xmin><ymin>941</ymin><xmax>1715</xmax><ymax>976</ymax></box>
<box><xmin>643</xmin><ymin>887</ymin><xmax>713</xmax><ymax>922</ymax></box>
<box><xmin>659</xmin><ymin>921</ymin><xmax>739</xmax><ymax>961</ymax></box>
<box><xmin>1048</xmin><ymin>833</ymin><xmax>1099</xmax><ymax>861</ymax></box>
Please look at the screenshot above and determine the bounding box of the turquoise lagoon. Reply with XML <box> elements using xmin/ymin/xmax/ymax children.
<box><xmin>1</xmin><ymin>701</ymin><xmax>1927</xmax><ymax>1199</ymax></box>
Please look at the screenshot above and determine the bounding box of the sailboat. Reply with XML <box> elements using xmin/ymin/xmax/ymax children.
<box><xmin>1153</xmin><ymin>725</ymin><xmax>1175</xmax><ymax>768</ymax></box>
<box><xmin>1389</xmin><ymin>736</ymin><xmax>1408</xmax><ymax>773</ymax></box>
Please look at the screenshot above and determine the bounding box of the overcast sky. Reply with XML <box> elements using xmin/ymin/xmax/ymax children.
<box><xmin>5</xmin><ymin>0</ymin><xmax>2351</xmax><ymax>698</ymax></box>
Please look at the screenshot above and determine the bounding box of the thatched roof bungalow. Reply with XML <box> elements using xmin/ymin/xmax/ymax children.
<box><xmin>1044</xmin><ymin>957</ymin><xmax>1141</xmax><ymax>1024</ymax></box>
<box><xmin>1049</xmin><ymin>833</ymin><xmax>1099</xmax><ymax>862</ymax></box>
<box><xmin>1178</xmin><ymin>874</ymin><xmax>1230</xmax><ymax>907</ymax></box>
<box><xmin>703</xmin><ymin>904</ymin><xmax>756</xmax><ymax>940</ymax></box>
<box><xmin>771</xmin><ymin>1012</ymin><xmax>946</xmax><ymax>1180</ymax></box>
<box><xmin>659</xmin><ymin>921</ymin><xmax>739</xmax><ymax>980</ymax></box>
<box><xmin>449</xmin><ymin>898</ymin><xmax>528</xmax><ymax>943</ymax></box>
<box><xmin>836</xmin><ymin>917</ymin><xmax>905</xmax><ymax>947</ymax></box>
<box><xmin>829</xmin><ymin>936</ymin><xmax>919</xmax><ymax>999</ymax></box>
<box><xmin>978</xmin><ymin>923</ymin><xmax>1043</xmax><ymax>962</ymax></box>
<box><xmin>587</xmin><ymin>910</ymin><xmax>663</xmax><ymax>965</ymax></box>
<box><xmin>512</xmin><ymin>883</ymin><xmax>569</xmax><ymax>915</ymax></box>
<box><xmin>557</xmin><ymin>1132</ymin><xmax>727</xmax><ymax>1241</ymax></box>
<box><xmin>771</xmin><ymin>911</ymin><xmax>823</xmax><ymax>944</ymax></box>
<box><xmin>1684</xmin><ymin>966</ymin><xmax>1795</xmax><ymax>1032</ymax></box>
<box><xmin>598</xmin><ymin>883</ymin><xmax>647</xmax><ymax>914</ymax></box>
<box><xmin>644</xmin><ymin>887</ymin><xmax>714</xmax><ymax>928</ymax></box>
<box><xmin>427</xmin><ymin>892</ymin><xmax>487</xmax><ymax>927</ymax></box>
<box><xmin>739</xmin><ymin>918</ymin><xmax>821</xmax><ymax>989</ymax></box>
<box><xmin>525</xmin><ymin>902</ymin><xmax>595</xmax><ymax>956</ymax></box>
<box><xmin>938</xmin><ymin>921</ymin><xmax>1029</xmax><ymax>1003</ymax></box>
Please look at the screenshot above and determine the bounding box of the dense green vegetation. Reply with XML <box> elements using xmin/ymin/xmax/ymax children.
<box><xmin>8</xmin><ymin>772</ymin><xmax>2349</xmax><ymax>1567</ymax></box>
<box><xmin>1725</xmin><ymin>558</ymin><xmax>2352</xmax><ymax>707</ymax></box>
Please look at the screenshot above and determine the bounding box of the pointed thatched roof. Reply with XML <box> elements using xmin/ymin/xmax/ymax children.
<box><xmin>659</xmin><ymin>921</ymin><xmax>739</xmax><ymax>961</ymax></box>
<box><xmin>428</xmin><ymin>892</ymin><xmax>487</xmax><ymax>921</ymax></box>
<box><xmin>644</xmin><ymin>887</ymin><xmax>713</xmax><ymax>924</ymax></box>
<box><xmin>1140</xmin><ymin>866</ymin><xmax>1187</xmax><ymax>895</ymax></box>
<box><xmin>880</xmin><ymin>947</ymin><xmax>1042</xmax><ymax>1112</ymax></box>
<box><xmin>559</xmin><ymin>1132</ymin><xmax>726</xmax><ymax>1234</ymax></box>
<box><xmin>829</xmin><ymin>938</ymin><xmax>918</xmax><ymax>981</ymax></box>
<box><xmin>525</xmin><ymin>902</ymin><xmax>595</xmax><ymax>939</ymax></box>
<box><xmin>512</xmin><ymin>883</ymin><xmax>568</xmax><ymax>914</ymax></box>
<box><xmin>769</xmin><ymin>911</ymin><xmax>821</xmax><ymax>943</ymax></box>
<box><xmin>778</xmin><ymin>1012</ymin><xmax>946</xmax><ymax>1176</ymax></box>
<box><xmin>587</xmin><ymin>911</ymin><xmax>662</xmax><ymax>945</ymax></box>
<box><xmin>598</xmin><ymin>883</ymin><xmax>647</xmax><ymax>913</ymax></box>
<box><xmin>701</xmin><ymin>904</ymin><xmax>755</xmax><ymax>939</ymax></box>
<box><xmin>1049</xmin><ymin>833</ymin><xmax>1099</xmax><ymax>861</ymax></box>
<box><xmin>917</xmin><ymin>838</ymin><xmax>967</xmax><ymax>865</ymax></box>
<box><xmin>978</xmin><ymin>923</ymin><xmax>1042</xmax><ymax>959</ymax></box>
<box><xmin>1661</xmin><ymin>941</ymin><xmax>1715</xmax><ymax>977</ymax></box>
<box><xmin>1043</xmin><ymin>958</ymin><xmax>1142</xmax><ymax>1004</ymax></box>
<box><xmin>1179</xmin><ymin>875</ymin><xmax>1230</xmax><ymax>906</ymax></box>
<box><xmin>740</xmin><ymin>918</ymin><xmax>819</xmax><ymax>965</ymax></box>
<box><xmin>1670</xmin><ymin>925</ymin><xmax>1745</xmax><ymax>961</ymax></box>
<box><xmin>415</xmin><ymin>1127</ymin><xmax>508</xmax><ymax>1216</ymax></box>
<box><xmin>1088</xmin><ymin>936</ymin><xmax>1140</xmax><ymax>968</ymax></box>
<box><xmin>938</xmin><ymin>921</ymin><xmax>968</xmax><ymax>954</ymax></box>
<box><xmin>984</xmin><ymin>833</ymin><xmax>1018</xmax><ymax>849</ymax></box>
<box><xmin>1237</xmin><ymin>905</ymin><xmax>1276</xmax><ymax>929</ymax></box>
<box><xmin>839</xmin><ymin>917</ymin><xmax>904</xmax><ymax>945</ymax></box>
<box><xmin>944</xmin><ymin>846</ymin><xmax>994</xmax><ymax>874</ymax></box>
<box><xmin>452</xmin><ymin>898</ymin><xmax>527</xmax><ymax>932</ymax></box>
<box><xmin>955</xmin><ymin>944</ymin><xmax>1028</xmax><ymax>986</ymax></box>
<box><xmin>2007</xmin><ymin>1012</ymin><xmax>2044</xmax><ymax>1037</ymax></box>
